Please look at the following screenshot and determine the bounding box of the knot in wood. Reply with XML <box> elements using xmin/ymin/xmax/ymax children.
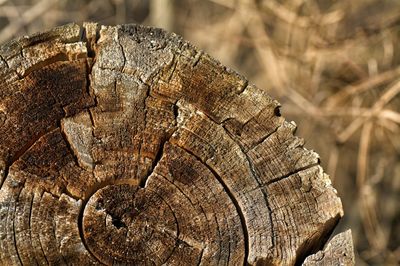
<box><xmin>83</xmin><ymin>184</ymin><xmax>178</xmax><ymax>264</ymax></box>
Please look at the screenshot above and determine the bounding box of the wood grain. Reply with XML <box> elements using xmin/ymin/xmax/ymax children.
<box><xmin>0</xmin><ymin>22</ymin><xmax>354</xmax><ymax>265</ymax></box>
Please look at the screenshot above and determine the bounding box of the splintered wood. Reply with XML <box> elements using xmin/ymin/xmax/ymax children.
<box><xmin>0</xmin><ymin>23</ymin><xmax>354</xmax><ymax>265</ymax></box>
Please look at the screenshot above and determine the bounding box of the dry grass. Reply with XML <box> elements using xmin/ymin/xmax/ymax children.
<box><xmin>0</xmin><ymin>0</ymin><xmax>399</xmax><ymax>265</ymax></box>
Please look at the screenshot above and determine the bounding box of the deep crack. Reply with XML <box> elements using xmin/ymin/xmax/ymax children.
<box><xmin>175</xmin><ymin>144</ymin><xmax>250</xmax><ymax>266</ymax></box>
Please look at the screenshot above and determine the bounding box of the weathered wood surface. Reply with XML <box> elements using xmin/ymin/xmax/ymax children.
<box><xmin>303</xmin><ymin>230</ymin><xmax>354</xmax><ymax>265</ymax></box>
<box><xmin>0</xmin><ymin>23</ymin><xmax>354</xmax><ymax>265</ymax></box>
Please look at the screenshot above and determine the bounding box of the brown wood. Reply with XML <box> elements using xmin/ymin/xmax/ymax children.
<box><xmin>303</xmin><ymin>230</ymin><xmax>355</xmax><ymax>265</ymax></box>
<box><xmin>0</xmin><ymin>23</ymin><xmax>354</xmax><ymax>265</ymax></box>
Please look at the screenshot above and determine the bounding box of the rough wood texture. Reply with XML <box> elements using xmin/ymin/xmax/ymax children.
<box><xmin>303</xmin><ymin>230</ymin><xmax>355</xmax><ymax>265</ymax></box>
<box><xmin>0</xmin><ymin>23</ymin><xmax>354</xmax><ymax>265</ymax></box>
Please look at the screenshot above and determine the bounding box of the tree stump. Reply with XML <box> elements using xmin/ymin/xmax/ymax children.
<box><xmin>0</xmin><ymin>23</ymin><xmax>354</xmax><ymax>265</ymax></box>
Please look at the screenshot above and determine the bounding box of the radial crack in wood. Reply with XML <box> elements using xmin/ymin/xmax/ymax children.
<box><xmin>0</xmin><ymin>22</ymin><xmax>354</xmax><ymax>265</ymax></box>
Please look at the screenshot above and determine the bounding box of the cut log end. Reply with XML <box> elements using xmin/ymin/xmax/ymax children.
<box><xmin>0</xmin><ymin>22</ymin><xmax>354</xmax><ymax>265</ymax></box>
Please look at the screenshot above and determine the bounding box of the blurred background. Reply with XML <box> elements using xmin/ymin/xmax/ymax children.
<box><xmin>0</xmin><ymin>0</ymin><xmax>399</xmax><ymax>265</ymax></box>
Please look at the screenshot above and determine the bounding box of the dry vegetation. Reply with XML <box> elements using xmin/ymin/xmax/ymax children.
<box><xmin>0</xmin><ymin>0</ymin><xmax>399</xmax><ymax>265</ymax></box>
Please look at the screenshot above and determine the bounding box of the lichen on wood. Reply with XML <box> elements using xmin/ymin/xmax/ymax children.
<box><xmin>0</xmin><ymin>22</ymin><xmax>354</xmax><ymax>265</ymax></box>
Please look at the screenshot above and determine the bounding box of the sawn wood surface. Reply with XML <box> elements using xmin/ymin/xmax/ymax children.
<box><xmin>0</xmin><ymin>23</ymin><xmax>354</xmax><ymax>266</ymax></box>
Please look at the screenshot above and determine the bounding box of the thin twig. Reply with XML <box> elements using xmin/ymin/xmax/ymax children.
<box><xmin>357</xmin><ymin>121</ymin><xmax>373</xmax><ymax>188</ymax></box>
<box><xmin>336</xmin><ymin>80</ymin><xmax>400</xmax><ymax>143</ymax></box>
<box><xmin>326</xmin><ymin>67</ymin><xmax>400</xmax><ymax>108</ymax></box>
<box><xmin>327</xmin><ymin>145</ymin><xmax>339</xmax><ymax>182</ymax></box>
<box><xmin>260</xmin><ymin>0</ymin><xmax>344</xmax><ymax>27</ymax></box>
<box><xmin>0</xmin><ymin>0</ymin><xmax>55</xmax><ymax>43</ymax></box>
<box><xmin>149</xmin><ymin>0</ymin><xmax>174</xmax><ymax>31</ymax></box>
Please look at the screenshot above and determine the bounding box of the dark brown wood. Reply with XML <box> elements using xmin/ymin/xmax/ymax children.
<box><xmin>0</xmin><ymin>23</ymin><xmax>354</xmax><ymax>265</ymax></box>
